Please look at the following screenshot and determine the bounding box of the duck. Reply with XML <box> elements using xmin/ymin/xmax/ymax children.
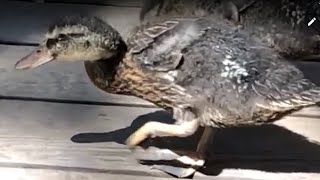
<box><xmin>14</xmin><ymin>15</ymin><xmax>320</xmax><ymax>177</ymax></box>
<box><xmin>140</xmin><ymin>0</ymin><xmax>320</xmax><ymax>61</ymax></box>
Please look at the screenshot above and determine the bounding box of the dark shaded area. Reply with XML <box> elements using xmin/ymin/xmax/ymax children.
<box><xmin>295</xmin><ymin>62</ymin><xmax>320</xmax><ymax>86</ymax></box>
<box><xmin>8</xmin><ymin>0</ymin><xmax>142</xmax><ymax>7</ymax></box>
<box><xmin>72</xmin><ymin>110</ymin><xmax>320</xmax><ymax>176</ymax></box>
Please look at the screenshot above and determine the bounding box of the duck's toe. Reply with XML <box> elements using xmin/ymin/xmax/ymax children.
<box><xmin>143</xmin><ymin>155</ymin><xmax>205</xmax><ymax>178</ymax></box>
<box><xmin>152</xmin><ymin>164</ymin><xmax>199</xmax><ymax>178</ymax></box>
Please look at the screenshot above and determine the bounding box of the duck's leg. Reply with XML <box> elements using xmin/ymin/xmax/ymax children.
<box><xmin>174</xmin><ymin>127</ymin><xmax>215</xmax><ymax>170</ymax></box>
<box><xmin>125</xmin><ymin>118</ymin><xmax>199</xmax><ymax>148</ymax></box>
<box><xmin>125</xmin><ymin>109</ymin><xmax>214</xmax><ymax>178</ymax></box>
<box><xmin>196</xmin><ymin>127</ymin><xmax>216</xmax><ymax>157</ymax></box>
<box><xmin>151</xmin><ymin>127</ymin><xmax>216</xmax><ymax>178</ymax></box>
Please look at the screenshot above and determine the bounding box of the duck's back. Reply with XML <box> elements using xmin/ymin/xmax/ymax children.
<box><xmin>128</xmin><ymin>17</ymin><xmax>320</xmax><ymax>126</ymax></box>
<box><xmin>176</xmin><ymin>20</ymin><xmax>313</xmax><ymax>119</ymax></box>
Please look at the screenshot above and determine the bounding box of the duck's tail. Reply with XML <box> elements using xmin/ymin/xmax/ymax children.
<box><xmin>287</xmin><ymin>85</ymin><xmax>320</xmax><ymax>108</ymax></box>
<box><xmin>265</xmin><ymin>79</ymin><xmax>320</xmax><ymax>111</ymax></box>
<box><xmin>303</xmin><ymin>86</ymin><xmax>320</xmax><ymax>104</ymax></box>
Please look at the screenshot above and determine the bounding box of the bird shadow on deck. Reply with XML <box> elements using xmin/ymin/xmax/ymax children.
<box><xmin>71</xmin><ymin>109</ymin><xmax>320</xmax><ymax>176</ymax></box>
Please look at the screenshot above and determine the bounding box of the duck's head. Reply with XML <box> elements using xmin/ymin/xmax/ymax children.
<box><xmin>15</xmin><ymin>16</ymin><xmax>126</xmax><ymax>70</ymax></box>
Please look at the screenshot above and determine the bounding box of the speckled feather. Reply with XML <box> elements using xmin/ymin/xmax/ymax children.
<box><xmin>123</xmin><ymin>16</ymin><xmax>320</xmax><ymax>127</ymax></box>
<box><xmin>127</xmin><ymin>18</ymin><xmax>207</xmax><ymax>72</ymax></box>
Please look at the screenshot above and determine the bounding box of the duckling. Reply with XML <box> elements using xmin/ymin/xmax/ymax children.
<box><xmin>140</xmin><ymin>0</ymin><xmax>320</xmax><ymax>61</ymax></box>
<box><xmin>15</xmin><ymin>15</ymin><xmax>320</xmax><ymax>177</ymax></box>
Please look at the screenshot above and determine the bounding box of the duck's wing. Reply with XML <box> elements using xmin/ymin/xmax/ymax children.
<box><xmin>127</xmin><ymin>18</ymin><xmax>210</xmax><ymax>72</ymax></box>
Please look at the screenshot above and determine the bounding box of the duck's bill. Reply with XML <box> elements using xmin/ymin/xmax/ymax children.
<box><xmin>15</xmin><ymin>45</ymin><xmax>55</xmax><ymax>70</ymax></box>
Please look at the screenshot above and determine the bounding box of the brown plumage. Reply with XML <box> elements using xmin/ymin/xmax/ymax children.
<box><xmin>14</xmin><ymin>15</ymin><xmax>320</xmax><ymax>177</ymax></box>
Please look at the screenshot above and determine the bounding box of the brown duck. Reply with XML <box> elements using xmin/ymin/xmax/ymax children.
<box><xmin>15</xmin><ymin>15</ymin><xmax>320</xmax><ymax>177</ymax></box>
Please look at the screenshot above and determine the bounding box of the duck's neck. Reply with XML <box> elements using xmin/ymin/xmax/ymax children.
<box><xmin>84</xmin><ymin>40</ymin><xmax>130</xmax><ymax>95</ymax></box>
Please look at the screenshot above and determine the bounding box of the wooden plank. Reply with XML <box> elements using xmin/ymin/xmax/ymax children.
<box><xmin>0</xmin><ymin>100</ymin><xmax>319</xmax><ymax>179</ymax></box>
<box><xmin>0</xmin><ymin>45</ymin><xmax>153</xmax><ymax>106</ymax></box>
<box><xmin>0</xmin><ymin>1</ymin><xmax>141</xmax><ymax>44</ymax></box>
<box><xmin>274</xmin><ymin>107</ymin><xmax>320</xmax><ymax>143</ymax></box>
<box><xmin>0</xmin><ymin>168</ymin><xmax>173</xmax><ymax>180</ymax></box>
<box><xmin>0</xmin><ymin>100</ymin><xmax>167</xmax><ymax>177</ymax></box>
<box><xmin>0</xmin><ymin>168</ymin><xmax>258</xmax><ymax>180</ymax></box>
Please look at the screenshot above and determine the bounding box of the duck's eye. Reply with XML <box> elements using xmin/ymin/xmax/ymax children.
<box><xmin>57</xmin><ymin>34</ymin><xmax>68</xmax><ymax>40</ymax></box>
<box><xmin>46</xmin><ymin>38</ymin><xmax>57</xmax><ymax>48</ymax></box>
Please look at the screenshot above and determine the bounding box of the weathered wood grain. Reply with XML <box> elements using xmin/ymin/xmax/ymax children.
<box><xmin>0</xmin><ymin>1</ymin><xmax>140</xmax><ymax>43</ymax></box>
<box><xmin>0</xmin><ymin>168</ymin><xmax>172</xmax><ymax>180</ymax></box>
<box><xmin>0</xmin><ymin>99</ymin><xmax>166</xmax><ymax>177</ymax></box>
<box><xmin>0</xmin><ymin>45</ymin><xmax>153</xmax><ymax>106</ymax></box>
<box><xmin>0</xmin><ymin>167</ymin><xmax>260</xmax><ymax>180</ymax></box>
<box><xmin>0</xmin><ymin>99</ymin><xmax>319</xmax><ymax>179</ymax></box>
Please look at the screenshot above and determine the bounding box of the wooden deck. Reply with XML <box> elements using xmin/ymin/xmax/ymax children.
<box><xmin>0</xmin><ymin>0</ymin><xmax>320</xmax><ymax>179</ymax></box>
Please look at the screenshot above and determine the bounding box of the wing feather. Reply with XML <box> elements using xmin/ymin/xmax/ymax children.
<box><xmin>127</xmin><ymin>18</ymin><xmax>206</xmax><ymax>72</ymax></box>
